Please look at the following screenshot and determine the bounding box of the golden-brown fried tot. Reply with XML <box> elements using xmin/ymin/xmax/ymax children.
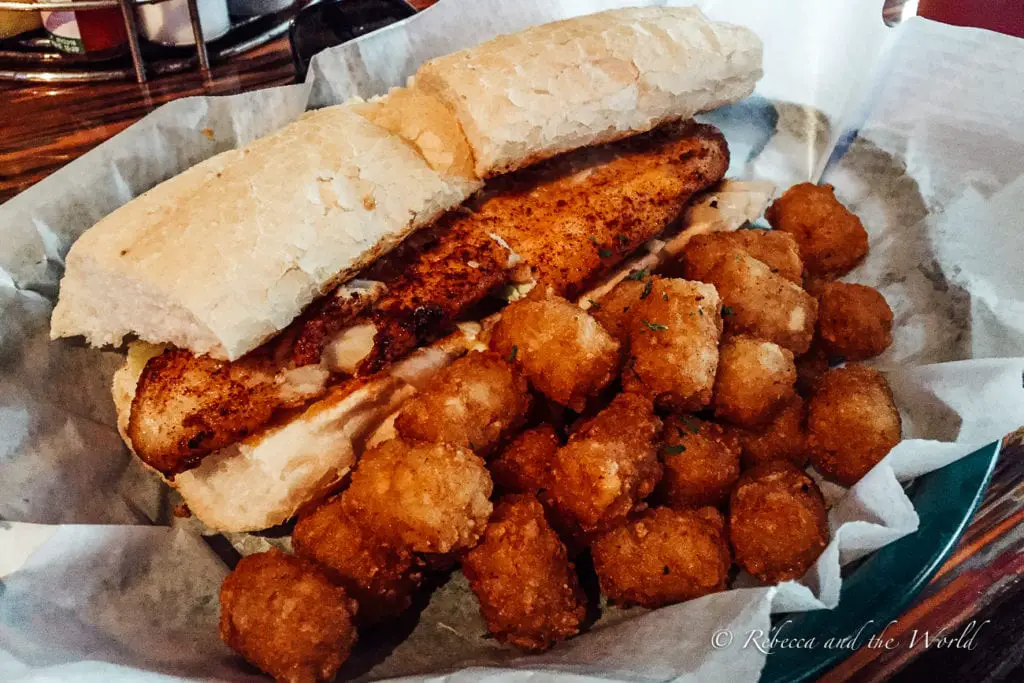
<box><xmin>728</xmin><ymin>461</ymin><xmax>829</xmax><ymax>584</ymax></box>
<box><xmin>682</xmin><ymin>230</ymin><xmax>803</xmax><ymax>284</ymax></box>
<box><xmin>293</xmin><ymin>498</ymin><xmax>423</xmax><ymax>625</ymax></box>
<box><xmin>765</xmin><ymin>183</ymin><xmax>869</xmax><ymax>277</ymax></box>
<box><xmin>816</xmin><ymin>282</ymin><xmax>893</xmax><ymax>361</ymax></box>
<box><xmin>713</xmin><ymin>336</ymin><xmax>797</xmax><ymax>427</ymax></box>
<box><xmin>463</xmin><ymin>495</ymin><xmax>586</xmax><ymax>651</ymax></box>
<box><xmin>545</xmin><ymin>393</ymin><xmax>662</xmax><ymax>534</ymax></box>
<box><xmin>658</xmin><ymin>415</ymin><xmax>741</xmax><ymax>509</ymax></box>
<box><xmin>219</xmin><ymin>549</ymin><xmax>357</xmax><ymax>683</ymax></box>
<box><xmin>622</xmin><ymin>277</ymin><xmax>722</xmax><ymax>412</ymax></box>
<box><xmin>588</xmin><ymin>277</ymin><xmax>646</xmax><ymax>343</ymax></box>
<box><xmin>731</xmin><ymin>395</ymin><xmax>808</xmax><ymax>469</ymax></box>
<box><xmin>490</xmin><ymin>295</ymin><xmax>620</xmax><ymax>411</ymax></box>
<box><xmin>703</xmin><ymin>247</ymin><xmax>818</xmax><ymax>354</ymax></box>
<box><xmin>342</xmin><ymin>439</ymin><xmax>493</xmax><ymax>554</ymax></box>
<box><xmin>591</xmin><ymin>507</ymin><xmax>731</xmax><ymax>608</ymax></box>
<box><xmin>489</xmin><ymin>424</ymin><xmax>561</xmax><ymax>494</ymax></box>
<box><xmin>807</xmin><ymin>365</ymin><xmax>901</xmax><ymax>486</ymax></box>
<box><xmin>394</xmin><ymin>350</ymin><xmax>531</xmax><ymax>454</ymax></box>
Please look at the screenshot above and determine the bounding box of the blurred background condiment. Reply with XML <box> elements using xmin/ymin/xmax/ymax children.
<box><xmin>0</xmin><ymin>1</ymin><xmax>41</xmax><ymax>39</ymax></box>
<box><xmin>140</xmin><ymin>0</ymin><xmax>230</xmax><ymax>46</ymax></box>
<box><xmin>41</xmin><ymin>0</ymin><xmax>127</xmax><ymax>55</ymax></box>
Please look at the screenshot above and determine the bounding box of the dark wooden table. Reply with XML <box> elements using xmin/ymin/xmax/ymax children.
<box><xmin>1</xmin><ymin>2</ymin><xmax>1022</xmax><ymax>682</ymax></box>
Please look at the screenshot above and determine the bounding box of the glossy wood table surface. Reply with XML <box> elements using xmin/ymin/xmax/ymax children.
<box><xmin>1</xmin><ymin>3</ymin><xmax>1022</xmax><ymax>682</ymax></box>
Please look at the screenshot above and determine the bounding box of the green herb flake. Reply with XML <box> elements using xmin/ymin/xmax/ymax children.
<box><xmin>663</xmin><ymin>444</ymin><xmax>686</xmax><ymax>455</ymax></box>
<box><xmin>721</xmin><ymin>306</ymin><xmax>734</xmax><ymax>317</ymax></box>
<box><xmin>681</xmin><ymin>416</ymin><xmax>701</xmax><ymax>434</ymax></box>
<box><xmin>508</xmin><ymin>345</ymin><xmax>518</xmax><ymax>363</ymax></box>
<box><xmin>640</xmin><ymin>278</ymin><xmax>654</xmax><ymax>300</ymax></box>
<box><xmin>626</xmin><ymin>268</ymin><xmax>649</xmax><ymax>281</ymax></box>
<box><xmin>589</xmin><ymin>236</ymin><xmax>599</xmax><ymax>246</ymax></box>
<box><xmin>616</xmin><ymin>234</ymin><xmax>630</xmax><ymax>244</ymax></box>
<box><xmin>599</xmin><ymin>248</ymin><xmax>613</xmax><ymax>258</ymax></box>
<box><xmin>587</xmin><ymin>299</ymin><xmax>602</xmax><ymax>311</ymax></box>
<box><xmin>643</xmin><ymin>320</ymin><xmax>669</xmax><ymax>332</ymax></box>
<box><xmin>662</xmin><ymin>292</ymin><xmax>669</xmax><ymax>302</ymax></box>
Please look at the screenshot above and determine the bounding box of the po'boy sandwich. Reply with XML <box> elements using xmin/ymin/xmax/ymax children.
<box><xmin>51</xmin><ymin>6</ymin><xmax>767</xmax><ymax>532</ymax></box>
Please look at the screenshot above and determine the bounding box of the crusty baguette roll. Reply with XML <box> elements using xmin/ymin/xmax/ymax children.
<box><xmin>52</xmin><ymin>105</ymin><xmax>479</xmax><ymax>361</ymax></box>
<box><xmin>113</xmin><ymin>333</ymin><xmax>478</xmax><ymax>532</ymax></box>
<box><xmin>414</xmin><ymin>6</ymin><xmax>762</xmax><ymax>177</ymax></box>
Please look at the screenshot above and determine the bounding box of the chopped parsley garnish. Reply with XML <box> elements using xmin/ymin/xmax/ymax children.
<box><xmin>616</xmin><ymin>233</ymin><xmax>630</xmax><ymax>244</ymax></box>
<box><xmin>663</xmin><ymin>444</ymin><xmax>686</xmax><ymax>455</ymax></box>
<box><xmin>587</xmin><ymin>299</ymin><xmax>602</xmax><ymax>311</ymax></box>
<box><xmin>640</xmin><ymin>278</ymin><xmax>653</xmax><ymax>300</ymax></box>
<box><xmin>680</xmin><ymin>416</ymin><xmax>701</xmax><ymax>434</ymax></box>
<box><xmin>507</xmin><ymin>345</ymin><xmax>518</xmax><ymax>362</ymax></box>
<box><xmin>643</xmin><ymin>320</ymin><xmax>668</xmax><ymax>332</ymax></box>
<box><xmin>626</xmin><ymin>268</ymin><xmax>649</xmax><ymax>281</ymax></box>
<box><xmin>721</xmin><ymin>306</ymin><xmax>734</xmax><ymax>317</ymax></box>
<box><xmin>599</xmin><ymin>248</ymin><xmax>613</xmax><ymax>258</ymax></box>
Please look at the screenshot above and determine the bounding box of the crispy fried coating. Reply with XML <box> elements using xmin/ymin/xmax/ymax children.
<box><xmin>219</xmin><ymin>549</ymin><xmax>357</xmax><ymax>683</ymax></box>
<box><xmin>489</xmin><ymin>295</ymin><xmax>621</xmax><ymax>411</ymax></box>
<box><xmin>481</xmin><ymin>121</ymin><xmax>730</xmax><ymax>300</ymax></box>
<box><xmin>128</xmin><ymin>349</ymin><xmax>292</xmax><ymax>476</ymax></box>
<box><xmin>342</xmin><ymin>439</ymin><xmax>493</xmax><ymax>554</ymax></box>
<box><xmin>703</xmin><ymin>247</ymin><xmax>818</xmax><ymax>354</ymax></box>
<box><xmin>489</xmin><ymin>424</ymin><xmax>561</xmax><ymax>494</ymax></box>
<box><xmin>765</xmin><ymin>183</ymin><xmax>868</xmax><ymax>277</ymax></box>
<box><xmin>713</xmin><ymin>336</ymin><xmax>797</xmax><ymax>428</ymax></box>
<box><xmin>731</xmin><ymin>395</ymin><xmax>808</xmax><ymax>469</ymax></box>
<box><xmin>681</xmin><ymin>229</ymin><xmax>803</xmax><ymax>284</ymax></box>
<box><xmin>394</xmin><ymin>350</ymin><xmax>531</xmax><ymax>454</ymax></box>
<box><xmin>591</xmin><ymin>507</ymin><xmax>731</xmax><ymax>608</ymax></box>
<box><xmin>807</xmin><ymin>365</ymin><xmax>901</xmax><ymax>486</ymax></box>
<box><xmin>589</xmin><ymin>278</ymin><xmax>646</xmax><ymax>343</ymax></box>
<box><xmin>545</xmin><ymin>393</ymin><xmax>662</xmax><ymax>534</ymax></box>
<box><xmin>658</xmin><ymin>415</ymin><xmax>741</xmax><ymax>509</ymax></box>
<box><xmin>795</xmin><ymin>342</ymin><xmax>830</xmax><ymax>396</ymax></box>
<box><xmin>293</xmin><ymin>497</ymin><xmax>423</xmax><ymax>625</ymax></box>
<box><xmin>359</xmin><ymin>218</ymin><xmax>514</xmax><ymax>374</ymax></box>
<box><xmin>728</xmin><ymin>461</ymin><xmax>829</xmax><ymax>584</ymax></box>
<box><xmin>463</xmin><ymin>496</ymin><xmax>586</xmax><ymax>651</ymax></box>
<box><xmin>816</xmin><ymin>282</ymin><xmax>893</xmax><ymax>361</ymax></box>
<box><xmin>622</xmin><ymin>277</ymin><xmax>722</xmax><ymax>412</ymax></box>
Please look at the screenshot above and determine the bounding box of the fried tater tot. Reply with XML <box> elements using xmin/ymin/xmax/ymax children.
<box><xmin>588</xmin><ymin>277</ymin><xmax>646</xmax><ymax>343</ymax></box>
<box><xmin>489</xmin><ymin>424</ymin><xmax>561</xmax><ymax>494</ymax></box>
<box><xmin>591</xmin><ymin>507</ymin><xmax>731</xmax><ymax>608</ymax></box>
<box><xmin>622</xmin><ymin>277</ymin><xmax>722</xmax><ymax>412</ymax></box>
<box><xmin>703</xmin><ymin>247</ymin><xmax>818</xmax><ymax>354</ymax></box>
<box><xmin>728</xmin><ymin>461</ymin><xmax>829</xmax><ymax>584</ymax></box>
<box><xmin>681</xmin><ymin>230</ymin><xmax>803</xmax><ymax>284</ymax></box>
<box><xmin>394</xmin><ymin>350</ymin><xmax>531</xmax><ymax>454</ymax></box>
<box><xmin>730</xmin><ymin>395</ymin><xmax>808</xmax><ymax>469</ymax></box>
<box><xmin>343</xmin><ymin>439</ymin><xmax>493</xmax><ymax>554</ymax></box>
<box><xmin>807</xmin><ymin>365</ymin><xmax>901</xmax><ymax>486</ymax></box>
<box><xmin>490</xmin><ymin>295</ymin><xmax>621</xmax><ymax>411</ymax></box>
<box><xmin>220</xmin><ymin>549</ymin><xmax>357</xmax><ymax>683</ymax></box>
<box><xmin>658</xmin><ymin>415</ymin><xmax>741</xmax><ymax>509</ymax></box>
<box><xmin>816</xmin><ymin>282</ymin><xmax>894</xmax><ymax>361</ymax></box>
<box><xmin>765</xmin><ymin>183</ymin><xmax>869</xmax><ymax>277</ymax></box>
<box><xmin>293</xmin><ymin>498</ymin><xmax>423</xmax><ymax>625</ymax></box>
<box><xmin>545</xmin><ymin>393</ymin><xmax>662</xmax><ymax>534</ymax></box>
<box><xmin>713</xmin><ymin>336</ymin><xmax>797</xmax><ymax>427</ymax></box>
<box><xmin>463</xmin><ymin>495</ymin><xmax>586</xmax><ymax>651</ymax></box>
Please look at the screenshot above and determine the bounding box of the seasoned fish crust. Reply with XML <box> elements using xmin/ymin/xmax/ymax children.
<box><xmin>363</xmin><ymin>120</ymin><xmax>729</xmax><ymax>371</ymax></box>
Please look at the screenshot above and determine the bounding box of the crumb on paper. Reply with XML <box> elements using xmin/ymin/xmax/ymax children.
<box><xmin>201</xmin><ymin>128</ymin><xmax>214</xmax><ymax>140</ymax></box>
<box><xmin>173</xmin><ymin>503</ymin><xmax>192</xmax><ymax>518</ymax></box>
